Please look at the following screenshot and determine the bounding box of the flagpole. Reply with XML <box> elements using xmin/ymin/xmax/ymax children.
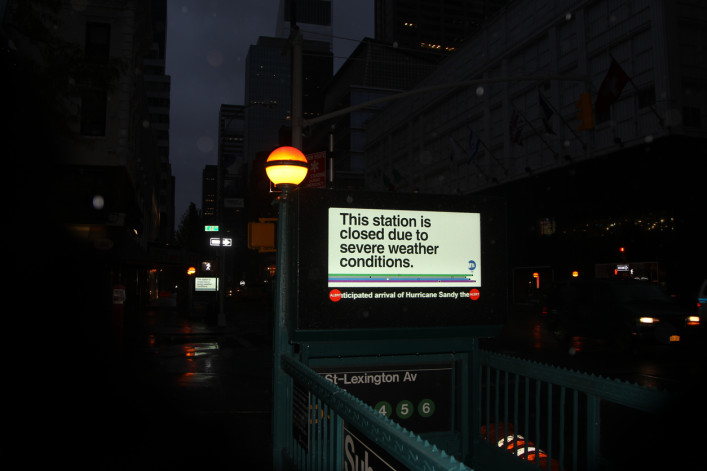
<box><xmin>510</xmin><ymin>104</ymin><xmax>559</xmax><ymax>160</ymax></box>
<box><xmin>471</xmin><ymin>130</ymin><xmax>508</xmax><ymax>176</ymax></box>
<box><xmin>607</xmin><ymin>55</ymin><xmax>664</xmax><ymax>128</ymax></box>
<box><xmin>539</xmin><ymin>89</ymin><xmax>587</xmax><ymax>150</ymax></box>
<box><xmin>450</xmin><ymin>135</ymin><xmax>493</xmax><ymax>182</ymax></box>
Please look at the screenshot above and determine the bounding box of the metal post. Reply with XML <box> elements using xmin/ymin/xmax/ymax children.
<box><xmin>271</xmin><ymin>8</ymin><xmax>303</xmax><ymax>465</ymax></box>
<box><xmin>216</xmin><ymin>128</ymin><xmax>226</xmax><ymax>326</ymax></box>
<box><xmin>291</xmin><ymin>25</ymin><xmax>303</xmax><ymax>149</ymax></box>
<box><xmin>467</xmin><ymin>339</ymin><xmax>480</xmax><ymax>465</ymax></box>
<box><xmin>271</xmin><ymin>9</ymin><xmax>303</xmax><ymax>462</ymax></box>
<box><xmin>586</xmin><ymin>394</ymin><xmax>601</xmax><ymax>471</ymax></box>
<box><xmin>327</xmin><ymin>126</ymin><xmax>335</xmax><ymax>188</ymax></box>
<box><xmin>217</xmin><ymin>235</ymin><xmax>226</xmax><ymax>326</ymax></box>
<box><xmin>272</xmin><ymin>189</ymin><xmax>293</xmax><ymax>468</ymax></box>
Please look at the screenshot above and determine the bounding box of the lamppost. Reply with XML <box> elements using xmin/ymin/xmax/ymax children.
<box><xmin>265</xmin><ymin>145</ymin><xmax>308</xmax><ymax>468</ymax></box>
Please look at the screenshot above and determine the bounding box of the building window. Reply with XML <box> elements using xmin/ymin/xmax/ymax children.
<box><xmin>85</xmin><ymin>22</ymin><xmax>111</xmax><ymax>60</ymax></box>
<box><xmin>683</xmin><ymin>106</ymin><xmax>702</xmax><ymax>128</ymax></box>
<box><xmin>80</xmin><ymin>89</ymin><xmax>107</xmax><ymax>136</ymax></box>
<box><xmin>638</xmin><ymin>87</ymin><xmax>655</xmax><ymax>109</ymax></box>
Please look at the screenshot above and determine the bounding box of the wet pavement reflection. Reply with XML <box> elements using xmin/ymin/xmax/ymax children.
<box><xmin>108</xmin><ymin>297</ymin><xmax>274</xmax><ymax>470</ymax></box>
<box><xmin>47</xmin><ymin>298</ymin><xmax>702</xmax><ymax>469</ymax></box>
<box><xmin>482</xmin><ymin>306</ymin><xmax>705</xmax><ymax>391</ymax></box>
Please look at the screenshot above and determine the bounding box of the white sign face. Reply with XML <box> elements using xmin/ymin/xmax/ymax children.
<box><xmin>328</xmin><ymin>207</ymin><xmax>481</xmax><ymax>288</ymax></box>
<box><xmin>210</xmin><ymin>238</ymin><xmax>232</xmax><ymax>247</ymax></box>
<box><xmin>195</xmin><ymin>277</ymin><xmax>219</xmax><ymax>291</ymax></box>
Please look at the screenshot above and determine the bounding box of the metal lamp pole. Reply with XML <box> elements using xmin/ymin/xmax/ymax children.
<box><xmin>270</xmin><ymin>9</ymin><xmax>306</xmax><ymax>465</ymax></box>
<box><xmin>271</xmin><ymin>187</ymin><xmax>292</xmax><ymax>468</ymax></box>
<box><xmin>265</xmin><ymin>146</ymin><xmax>308</xmax><ymax>468</ymax></box>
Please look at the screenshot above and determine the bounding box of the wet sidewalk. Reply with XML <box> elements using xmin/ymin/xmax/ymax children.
<box><xmin>93</xmin><ymin>297</ymin><xmax>275</xmax><ymax>469</ymax></box>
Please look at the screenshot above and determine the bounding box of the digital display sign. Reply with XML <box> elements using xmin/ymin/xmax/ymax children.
<box><xmin>194</xmin><ymin>277</ymin><xmax>219</xmax><ymax>291</ymax></box>
<box><xmin>328</xmin><ymin>207</ymin><xmax>481</xmax><ymax>288</ymax></box>
<box><xmin>292</xmin><ymin>189</ymin><xmax>507</xmax><ymax>330</ymax></box>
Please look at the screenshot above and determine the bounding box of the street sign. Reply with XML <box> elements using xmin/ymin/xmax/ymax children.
<box><xmin>317</xmin><ymin>363</ymin><xmax>453</xmax><ymax>433</ymax></box>
<box><xmin>210</xmin><ymin>237</ymin><xmax>232</xmax><ymax>247</ymax></box>
<box><xmin>304</xmin><ymin>150</ymin><xmax>326</xmax><ymax>189</ymax></box>
<box><xmin>205</xmin><ymin>225</ymin><xmax>219</xmax><ymax>232</ymax></box>
<box><xmin>344</xmin><ymin>424</ymin><xmax>404</xmax><ymax>470</ymax></box>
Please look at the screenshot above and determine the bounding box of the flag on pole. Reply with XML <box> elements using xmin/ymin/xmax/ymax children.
<box><xmin>382</xmin><ymin>173</ymin><xmax>395</xmax><ymax>191</ymax></box>
<box><xmin>595</xmin><ymin>58</ymin><xmax>630</xmax><ymax>114</ymax></box>
<box><xmin>538</xmin><ymin>91</ymin><xmax>556</xmax><ymax>134</ymax></box>
<box><xmin>468</xmin><ymin>128</ymin><xmax>480</xmax><ymax>163</ymax></box>
<box><xmin>449</xmin><ymin>136</ymin><xmax>463</xmax><ymax>161</ymax></box>
<box><xmin>509</xmin><ymin>108</ymin><xmax>525</xmax><ymax>145</ymax></box>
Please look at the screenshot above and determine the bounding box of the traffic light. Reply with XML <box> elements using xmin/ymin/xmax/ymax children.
<box><xmin>200</xmin><ymin>260</ymin><xmax>217</xmax><ymax>274</ymax></box>
<box><xmin>576</xmin><ymin>92</ymin><xmax>594</xmax><ymax>130</ymax></box>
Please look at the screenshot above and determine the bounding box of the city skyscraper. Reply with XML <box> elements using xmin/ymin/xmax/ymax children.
<box><xmin>233</xmin><ymin>1</ymin><xmax>335</xmax><ymax>286</ymax></box>
<box><xmin>244</xmin><ymin>1</ymin><xmax>333</xmax><ymax>175</ymax></box>
<box><xmin>275</xmin><ymin>0</ymin><xmax>333</xmax><ymax>47</ymax></box>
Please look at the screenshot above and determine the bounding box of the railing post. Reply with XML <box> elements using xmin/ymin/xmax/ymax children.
<box><xmin>586</xmin><ymin>394</ymin><xmax>601</xmax><ymax>471</ymax></box>
<box><xmin>468</xmin><ymin>338</ymin><xmax>481</xmax><ymax>466</ymax></box>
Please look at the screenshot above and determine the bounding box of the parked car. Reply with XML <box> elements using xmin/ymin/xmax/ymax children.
<box><xmin>542</xmin><ymin>279</ymin><xmax>701</xmax><ymax>347</ymax></box>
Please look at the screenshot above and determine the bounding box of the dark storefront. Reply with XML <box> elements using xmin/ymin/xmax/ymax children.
<box><xmin>482</xmin><ymin>135</ymin><xmax>706</xmax><ymax>305</ymax></box>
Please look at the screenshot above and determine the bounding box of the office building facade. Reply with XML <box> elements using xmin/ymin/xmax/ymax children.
<box><xmin>364</xmin><ymin>0</ymin><xmax>706</xmax><ymax>301</ymax></box>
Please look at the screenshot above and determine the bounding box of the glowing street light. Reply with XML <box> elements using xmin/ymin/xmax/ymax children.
<box><xmin>265</xmin><ymin>146</ymin><xmax>309</xmax><ymax>190</ymax></box>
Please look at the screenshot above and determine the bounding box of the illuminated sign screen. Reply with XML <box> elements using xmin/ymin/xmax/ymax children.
<box><xmin>194</xmin><ymin>277</ymin><xmax>219</xmax><ymax>292</ymax></box>
<box><xmin>292</xmin><ymin>189</ymin><xmax>507</xmax><ymax>330</ymax></box>
<box><xmin>328</xmin><ymin>207</ymin><xmax>481</xmax><ymax>288</ymax></box>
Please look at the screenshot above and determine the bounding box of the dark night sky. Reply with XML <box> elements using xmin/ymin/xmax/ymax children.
<box><xmin>166</xmin><ymin>0</ymin><xmax>374</xmax><ymax>225</ymax></box>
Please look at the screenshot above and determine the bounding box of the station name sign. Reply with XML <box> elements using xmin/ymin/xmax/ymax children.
<box><xmin>317</xmin><ymin>363</ymin><xmax>453</xmax><ymax>434</ymax></box>
<box><xmin>292</xmin><ymin>189</ymin><xmax>507</xmax><ymax>330</ymax></box>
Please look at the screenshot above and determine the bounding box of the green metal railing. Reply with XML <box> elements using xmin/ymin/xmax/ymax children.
<box><xmin>281</xmin><ymin>354</ymin><xmax>471</xmax><ymax>470</ymax></box>
<box><xmin>279</xmin><ymin>349</ymin><xmax>677</xmax><ymax>470</ymax></box>
<box><xmin>473</xmin><ymin>350</ymin><xmax>676</xmax><ymax>471</ymax></box>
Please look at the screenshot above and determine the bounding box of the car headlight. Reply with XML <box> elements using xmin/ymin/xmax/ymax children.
<box><xmin>639</xmin><ymin>317</ymin><xmax>659</xmax><ymax>324</ymax></box>
<box><xmin>687</xmin><ymin>316</ymin><xmax>700</xmax><ymax>326</ymax></box>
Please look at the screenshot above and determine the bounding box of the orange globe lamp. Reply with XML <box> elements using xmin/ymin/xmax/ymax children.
<box><xmin>265</xmin><ymin>146</ymin><xmax>309</xmax><ymax>190</ymax></box>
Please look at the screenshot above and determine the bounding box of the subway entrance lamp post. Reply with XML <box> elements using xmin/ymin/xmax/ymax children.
<box><xmin>265</xmin><ymin>146</ymin><xmax>308</xmax><ymax>467</ymax></box>
<box><xmin>265</xmin><ymin>146</ymin><xmax>309</xmax><ymax>191</ymax></box>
